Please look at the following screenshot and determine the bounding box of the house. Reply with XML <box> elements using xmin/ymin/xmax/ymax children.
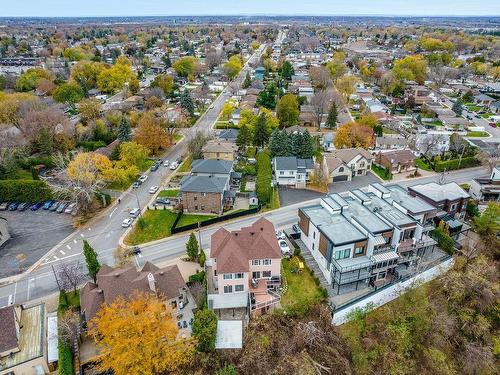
<box><xmin>375</xmin><ymin>135</ymin><xmax>408</xmax><ymax>150</ymax></box>
<box><xmin>491</xmin><ymin>101</ymin><xmax>500</xmax><ymax>114</ymax></box>
<box><xmin>206</xmin><ymin>218</ymin><xmax>281</xmax><ymax>318</ymax></box>
<box><xmin>374</xmin><ymin>150</ymin><xmax>416</xmax><ymax>173</ymax></box>
<box><xmin>231</xmin><ymin>109</ymin><xmax>241</xmax><ymax>125</ymax></box>
<box><xmin>297</xmin><ymin>184</ymin><xmax>437</xmax><ymax>295</ymax></box>
<box><xmin>202</xmin><ymin>140</ymin><xmax>237</xmax><ymax>161</ymax></box>
<box><xmin>180</xmin><ymin>175</ymin><xmax>232</xmax><ymax>215</ymax></box>
<box><xmin>272</xmin><ymin>156</ymin><xmax>314</xmax><ymax>188</ymax></box>
<box><xmin>365</xmin><ymin>99</ymin><xmax>388</xmax><ymax>113</ymax></box>
<box><xmin>80</xmin><ymin>263</ymin><xmax>196</xmax><ymax>334</ymax></box>
<box><xmin>0</xmin><ymin>217</ymin><xmax>9</xmax><ymax>247</ymax></box>
<box><xmin>411</xmin><ymin>86</ymin><xmax>433</xmax><ymax>106</ymax></box>
<box><xmin>218</xmin><ymin>128</ymin><xmax>239</xmax><ymax>143</ymax></box>
<box><xmin>324</xmin><ymin>148</ymin><xmax>374</xmax><ymax>182</ymax></box>
<box><xmin>191</xmin><ymin>159</ymin><xmax>234</xmax><ymax>178</ymax></box>
<box><xmin>0</xmin><ymin>304</ymin><xmax>50</xmax><ymax>375</ymax></box>
<box><xmin>415</xmin><ymin>131</ymin><xmax>450</xmax><ymax>156</ymax></box>
<box><xmin>474</xmin><ymin>93</ymin><xmax>495</xmax><ymax>107</ymax></box>
<box><xmin>469</xmin><ymin>165</ymin><xmax>500</xmax><ymax>202</ymax></box>
<box><xmin>254</xmin><ymin>67</ymin><xmax>265</xmax><ymax>81</ymax></box>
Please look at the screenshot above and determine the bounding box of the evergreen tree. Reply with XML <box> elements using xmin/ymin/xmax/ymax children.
<box><xmin>242</xmin><ymin>71</ymin><xmax>252</xmax><ymax>89</ymax></box>
<box><xmin>117</xmin><ymin>115</ymin><xmax>132</xmax><ymax>142</ymax></box>
<box><xmin>298</xmin><ymin>131</ymin><xmax>315</xmax><ymax>158</ymax></box>
<box><xmin>253</xmin><ymin>113</ymin><xmax>270</xmax><ymax>148</ymax></box>
<box><xmin>83</xmin><ymin>240</ymin><xmax>101</xmax><ymax>283</ymax></box>
<box><xmin>325</xmin><ymin>102</ymin><xmax>338</xmax><ymax>129</ymax></box>
<box><xmin>452</xmin><ymin>98</ymin><xmax>463</xmax><ymax>116</ymax></box>
<box><xmin>236</xmin><ymin>123</ymin><xmax>252</xmax><ymax>149</ymax></box>
<box><xmin>186</xmin><ymin>233</ymin><xmax>199</xmax><ymax>260</ymax></box>
<box><xmin>180</xmin><ymin>89</ymin><xmax>195</xmax><ymax>116</ymax></box>
<box><xmin>279</xmin><ymin>60</ymin><xmax>294</xmax><ymax>81</ymax></box>
<box><xmin>162</xmin><ymin>54</ymin><xmax>172</xmax><ymax>68</ymax></box>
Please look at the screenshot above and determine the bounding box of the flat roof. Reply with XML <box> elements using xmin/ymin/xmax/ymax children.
<box><xmin>0</xmin><ymin>304</ymin><xmax>45</xmax><ymax>372</ymax></box>
<box><xmin>343</xmin><ymin>197</ymin><xmax>392</xmax><ymax>234</ymax></box>
<box><xmin>366</xmin><ymin>193</ymin><xmax>416</xmax><ymax>227</ymax></box>
<box><xmin>208</xmin><ymin>293</ymin><xmax>248</xmax><ymax>309</ymax></box>
<box><xmin>370</xmin><ymin>182</ymin><xmax>390</xmax><ymax>195</ymax></box>
<box><xmin>386</xmin><ymin>185</ymin><xmax>436</xmax><ymax>214</ymax></box>
<box><xmin>216</xmin><ymin>320</ymin><xmax>243</xmax><ymax>349</ymax></box>
<box><xmin>409</xmin><ymin>182</ymin><xmax>470</xmax><ymax>202</ymax></box>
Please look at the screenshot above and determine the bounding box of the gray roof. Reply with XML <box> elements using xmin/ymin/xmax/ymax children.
<box><xmin>365</xmin><ymin>193</ymin><xmax>416</xmax><ymax>227</ymax></box>
<box><xmin>273</xmin><ymin>156</ymin><xmax>313</xmax><ymax>171</ymax></box>
<box><xmin>343</xmin><ymin>197</ymin><xmax>392</xmax><ymax>234</ymax></box>
<box><xmin>474</xmin><ymin>93</ymin><xmax>494</xmax><ymax>101</ymax></box>
<box><xmin>218</xmin><ymin>129</ymin><xmax>239</xmax><ymax>140</ymax></box>
<box><xmin>409</xmin><ymin>182</ymin><xmax>470</xmax><ymax>202</ymax></box>
<box><xmin>180</xmin><ymin>175</ymin><xmax>228</xmax><ymax>193</ymax></box>
<box><xmin>385</xmin><ymin>185</ymin><xmax>436</xmax><ymax>215</ymax></box>
<box><xmin>191</xmin><ymin>159</ymin><xmax>233</xmax><ymax>175</ymax></box>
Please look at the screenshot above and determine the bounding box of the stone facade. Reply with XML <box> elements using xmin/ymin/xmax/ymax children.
<box><xmin>182</xmin><ymin>191</ymin><xmax>222</xmax><ymax>215</ymax></box>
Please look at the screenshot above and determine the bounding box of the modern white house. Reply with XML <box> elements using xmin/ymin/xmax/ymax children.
<box><xmin>272</xmin><ymin>156</ymin><xmax>314</xmax><ymax>188</ymax></box>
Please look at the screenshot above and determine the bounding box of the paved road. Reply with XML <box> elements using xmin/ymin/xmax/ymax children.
<box><xmin>0</xmin><ymin>164</ymin><xmax>489</xmax><ymax>308</ymax></box>
<box><xmin>0</xmin><ymin>44</ymin><xmax>267</xmax><ymax>307</ymax></box>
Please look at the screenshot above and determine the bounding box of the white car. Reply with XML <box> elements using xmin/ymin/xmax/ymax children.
<box><xmin>149</xmin><ymin>186</ymin><xmax>159</xmax><ymax>194</ymax></box>
<box><xmin>169</xmin><ymin>162</ymin><xmax>179</xmax><ymax>170</ymax></box>
<box><xmin>275</xmin><ymin>230</ymin><xmax>286</xmax><ymax>240</ymax></box>
<box><xmin>163</xmin><ymin>160</ymin><xmax>169</xmax><ymax>167</ymax></box>
<box><xmin>64</xmin><ymin>203</ymin><xmax>77</xmax><ymax>214</ymax></box>
<box><xmin>138</xmin><ymin>175</ymin><xmax>148</xmax><ymax>183</ymax></box>
<box><xmin>122</xmin><ymin>218</ymin><xmax>134</xmax><ymax>228</ymax></box>
<box><xmin>278</xmin><ymin>240</ymin><xmax>291</xmax><ymax>255</ymax></box>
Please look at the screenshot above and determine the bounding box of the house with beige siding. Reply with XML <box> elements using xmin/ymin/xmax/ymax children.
<box><xmin>202</xmin><ymin>140</ymin><xmax>237</xmax><ymax>161</ymax></box>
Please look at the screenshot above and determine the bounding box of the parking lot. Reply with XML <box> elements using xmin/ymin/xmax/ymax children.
<box><xmin>0</xmin><ymin>209</ymin><xmax>74</xmax><ymax>278</ymax></box>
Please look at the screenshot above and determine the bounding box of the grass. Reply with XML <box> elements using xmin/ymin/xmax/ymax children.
<box><xmin>480</xmin><ymin>113</ymin><xmax>494</xmax><ymax>119</ymax></box>
<box><xmin>14</xmin><ymin>169</ymin><xmax>34</xmax><ymax>180</ymax></box>
<box><xmin>263</xmin><ymin>188</ymin><xmax>280</xmax><ymax>212</ymax></box>
<box><xmin>371</xmin><ymin>164</ymin><xmax>393</xmax><ymax>181</ymax></box>
<box><xmin>176</xmin><ymin>213</ymin><xmax>216</xmax><ymax>227</ymax></box>
<box><xmin>177</xmin><ymin>156</ymin><xmax>192</xmax><ymax>173</ymax></box>
<box><xmin>281</xmin><ymin>256</ymin><xmax>325</xmax><ymax>316</ymax></box>
<box><xmin>466</xmin><ymin>131</ymin><xmax>490</xmax><ymax>137</ymax></box>
<box><xmin>158</xmin><ymin>189</ymin><xmax>179</xmax><ymax>198</ymax></box>
<box><xmin>465</xmin><ymin>104</ymin><xmax>481</xmax><ymax>112</ymax></box>
<box><xmin>415</xmin><ymin>158</ymin><xmax>433</xmax><ymax>171</ymax></box>
<box><xmin>424</xmin><ymin>120</ymin><xmax>443</xmax><ymax>127</ymax></box>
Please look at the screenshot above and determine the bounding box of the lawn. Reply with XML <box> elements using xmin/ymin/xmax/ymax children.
<box><xmin>480</xmin><ymin>113</ymin><xmax>494</xmax><ymax>119</ymax></box>
<box><xmin>158</xmin><ymin>189</ymin><xmax>179</xmax><ymax>198</ymax></box>
<box><xmin>464</xmin><ymin>104</ymin><xmax>481</xmax><ymax>112</ymax></box>
<box><xmin>466</xmin><ymin>131</ymin><xmax>490</xmax><ymax>137</ymax></box>
<box><xmin>176</xmin><ymin>213</ymin><xmax>216</xmax><ymax>227</ymax></box>
<box><xmin>382</xmin><ymin>126</ymin><xmax>398</xmax><ymax>134</ymax></box>
<box><xmin>415</xmin><ymin>158</ymin><xmax>433</xmax><ymax>171</ymax></box>
<box><xmin>14</xmin><ymin>169</ymin><xmax>34</xmax><ymax>180</ymax></box>
<box><xmin>371</xmin><ymin>164</ymin><xmax>393</xmax><ymax>181</ymax></box>
<box><xmin>177</xmin><ymin>156</ymin><xmax>192</xmax><ymax>173</ymax></box>
<box><xmin>281</xmin><ymin>256</ymin><xmax>325</xmax><ymax>317</ymax></box>
<box><xmin>124</xmin><ymin>210</ymin><xmax>177</xmax><ymax>245</ymax></box>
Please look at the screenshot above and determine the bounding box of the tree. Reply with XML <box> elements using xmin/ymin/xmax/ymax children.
<box><xmin>192</xmin><ymin>309</ymin><xmax>218</xmax><ymax>353</ymax></box>
<box><xmin>172</xmin><ymin>56</ymin><xmax>198</xmax><ymax>78</ymax></box>
<box><xmin>117</xmin><ymin>115</ymin><xmax>132</xmax><ymax>142</ymax></box>
<box><xmin>310</xmin><ymin>90</ymin><xmax>331</xmax><ymax>129</ymax></box>
<box><xmin>393</xmin><ymin>55</ymin><xmax>428</xmax><ymax>84</ymax></box>
<box><xmin>180</xmin><ymin>89</ymin><xmax>195</xmax><ymax>116</ymax></box>
<box><xmin>57</xmin><ymin>262</ymin><xmax>86</xmax><ymax>293</ymax></box>
<box><xmin>187</xmin><ymin>131</ymin><xmax>212</xmax><ymax>159</ymax></box>
<box><xmin>116</xmin><ymin>141</ymin><xmax>149</xmax><ymax>170</ymax></box>
<box><xmin>257</xmin><ymin>82</ymin><xmax>278</xmax><ymax>109</ymax></box>
<box><xmin>89</xmin><ymin>292</ymin><xmax>193</xmax><ymax>375</ymax></box>
<box><xmin>83</xmin><ymin>240</ymin><xmax>100</xmax><ymax>283</ymax></box>
<box><xmin>326</xmin><ymin>59</ymin><xmax>347</xmax><ymax>81</ymax></box>
<box><xmin>473</xmin><ymin>202</ymin><xmax>500</xmax><ymax>239</ymax></box>
<box><xmin>16</xmin><ymin>68</ymin><xmax>54</xmax><ymax>92</ymax></box>
<box><xmin>53</xmin><ymin>82</ymin><xmax>84</xmax><ymax>106</ymax></box>
<box><xmin>269</xmin><ymin>130</ymin><xmax>291</xmax><ymax>157</ymax></box>
<box><xmin>133</xmin><ymin>112</ymin><xmax>169</xmax><ymax>155</ymax></box>
<box><xmin>279</xmin><ymin>60</ymin><xmax>294</xmax><ymax>80</ymax></box>
<box><xmin>220</xmin><ymin>100</ymin><xmax>237</xmax><ymax>121</ymax></box>
<box><xmin>452</xmin><ymin>97</ymin><xmax>463</xmax><ymax>116</ymax></box>
<box><xmin>309</xmin><ymin>66</ymin><xmax>332</xmax><ymax>90</ymax></box>
<box><xmin>276</xmin><ymin>94</ymin><xmax>299</xmax><ymax>128</ymax></box>
<box><xmin>97</xmin><ymin>57</ymin><xmax>138</xmax><ymax>94</ymax></box>
<box><xmin>223</xmin><ymin>55</ymin><xmax>243</xmax><ymax>80</ymax></box>
<box><xmin>326</xmin><ymin>102</ymin><xmax>338</xmax><ymax>129</ymax></box>
<box><xmin>334</xmin><ymin>122</ymin><xmax>374</xmax><ymax>149</ymax></box>
<box><xmin>71</xmin><ymin>61</ymin><xmax>106</xmax><ymax>93</ymax></box>
<box><xmin>236</xmin><ymin>123</ymin><xmax>252</xmax><ymax>149</ymax></box>
<box><xmin>242</xmin><ymin>71</ymin><xmax>252</xmax><ymax>89</ymax></box>
<box><xmin>309</xmin><ymin>159</ymin><xmax>329</xmax><ymax>189</ymax></box>
<box><xmin>186</xmin><ymin>232</ymin><xmax>199</xmax><ymax>260</ymax></box>
<box><xmin>336</xmin><ymin>75</ymin><xmax>358</xmax><ymax>100</ymax></box>
<box><xmin>462</xmin><ymin>90</ymin><xmax>474</xmax><ymax>103</ymax></box>
<box><xmin>150</xmin><ymin>74</ymin><xmax>174</xmax><ymax>96</ymax></box>
<box><xmin>253</xmin><ymin>113</ymin><xmax>270</xmax><ymax>147</ymax></box>
<box><xmin>78</xmin><ymin>98</ymin><xmax>102</xmax><ymax>124</ymax></box>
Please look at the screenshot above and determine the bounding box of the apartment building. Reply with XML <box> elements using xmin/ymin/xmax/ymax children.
<box><xmin>206</xmin><ymin>218</ymin><xmax>281</xmax><ymax>318</ymax></box>
<box><xmin>297</xmin><ymin>183</ymin><xmax>437</xmax><ymax>295</ymax></box>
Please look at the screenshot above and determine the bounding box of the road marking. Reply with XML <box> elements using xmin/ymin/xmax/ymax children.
<box><xmin>134</xmin><ymin>255</ymin><xmax>140</xmax><ymax>268</ymax></box>
<box><xmin>66</xmin><ymin>245</ymin><xmax>71</xmax><ymax>250</ymax></box>
<box><xmin>60</xmin><ymin>250</ymin><xmax>66</xmax><ymax>255</ymax></box>
<box><xmin>73</xmin><ymin>239</ymin><xmax>77</xmax><ymax>244</ymax></box>
<box><xmin>109</xmin><ymin>206</ymin><xmax>118</xmax><ymax>218</ymax></box>
<box><xmin>8</xmin><ymin>295</ymin><xmax>13</xmax><ymax>306</ymax></box>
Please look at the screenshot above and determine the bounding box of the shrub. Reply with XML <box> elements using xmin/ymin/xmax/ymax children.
<box><xmin>188</xmin><ymin>271</ymin><xmax>206</xmax><ymax>284</ymax></box>
<box><xmin>431</xmin><ymin>228</ymin><xmax>455</xmax><ymax>254</ymax></box>
<box><xmin>19</xmin><ymin>155</ymin><xmax>56</xmax><ymax>169</ymax></box>
<box><xmin>0</xmin><ymin>180</ymin><xmax>52</xmax><ymax>203</ymax></box>
<box><xmin>58</xmin><ymin>341</ymin><xmax>73</xmax><ymax>375</ymax></box>
<box><xmin>76</xmin><ymin>140</ymin><xmax>107</xmax><ymax>151</ymax></box>
<box><xmin>434</xmin><ymin>156</ymin><xmax>479</xmax><ymax>172</ymax></box>
<box><xmin>192</xmin><ymin>309</ymin><xmax>218</xmax><ymax>352</ymax></box>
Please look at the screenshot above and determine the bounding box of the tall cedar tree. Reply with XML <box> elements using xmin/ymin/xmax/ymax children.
<box><xmin>326</xmin><ymin>102</ymin><xmax>338</xmax><ymax>129</ymax></box>
<box><xmin>452</xmin><ymin>98</ymin><xmax>463</xmax><ymax>116</ymax></box>
<box><xmin>279</xmin><ymin>60</ymin><xmax>294</xmax><ymax>80</ymax></box>
<box><xmin>236</xmin><ymin>124</ymin><xmax>252</xmax><ymax>149</ymax></box>
<box><xmin>117</xmin><ymin>115</ymin><xmax>132</xmax><ymax>142</ymax></box>
<box><xmin>269</xmin><ymin>129</ymin><xmax>291</xmax><ymax>157</ymax></box>
<box><xmin>180</xmin><ymin>89</ymin><xmax>195</xmax><ymax>116</ymax></box>
<box><xmin>253</xmin><ymin>113</ymin><xmax>270</xmax><ymax>148</ymax></box>
<box><xmin>186</xmin><ymin>232</ymin><xmax>199</xmax><ymax>259</ymax></box>
<box><xmin>83</xmin><ymin>240</ymin><xmax>100</xmax><ymax>283</ymax></box>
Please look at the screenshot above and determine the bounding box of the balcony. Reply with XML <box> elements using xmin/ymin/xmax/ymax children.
<box><xmin>249</xmin><ymin>278</ymin><xmax>281</xmax><ymax>312</ymax></box>
<box><xmin>398</xmin><ymin>235</ymin><xmax>436</xmax><ymax>253</ymax></box>
<box><xmin>372</xmin><ymin>244</ymin><xmax>396</xmax><ymax>255</ymax></box>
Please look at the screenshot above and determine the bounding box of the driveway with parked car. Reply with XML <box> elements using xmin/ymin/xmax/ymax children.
<box><xmin>0</xmin><ymin>208</ymin><xmax>74</xmax><ymax>278</ymax></box>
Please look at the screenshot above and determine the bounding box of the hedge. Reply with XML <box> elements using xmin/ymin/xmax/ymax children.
<box><xmin>76</xmin><ymin>140</ymin><xmax>107</xmax><ymax>151</ymax></box>
<box><xmin>18</xmin><ymin>155</ymin><xmax>56</xmax><ymax>169</ymax></box>
<box><xmin>434</xmin><ymin>156</ymin><xmax>480</xmax><ymax>172</ymax></box>
<box><xmin>430</xmin><ymin>228</ymin><xmax>455</xmax><ymax>254</ymax></box>
<box><xmin>255</xmin><ymin>151</ymin><xmax>272</xmax><ymax>205</ymax></box>
<box><xmin>58</xmin><ymin>341</ymin><xmax>73</xmax><ymax>375</ymax></box>
<box><xmin>0</xmin><ymin>180</ymin><xmax>52</xmax><ymax>203</ymax></box>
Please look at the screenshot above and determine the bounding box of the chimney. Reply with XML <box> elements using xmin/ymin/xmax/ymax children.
<box><xmin>147</xmin><ymin>273</ymin><xmax>156</xmax><ymax>293</ymax></box>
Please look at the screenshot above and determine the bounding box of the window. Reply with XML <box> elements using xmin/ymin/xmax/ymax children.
<box><xmin>450</xmin><ymin>203</ymin><xmax>457</xmax><ymax>211</ymax></box>
<box><xmin>354</xmin><ymin>246</ymin><xmax>364</xmax><ymax>255</ymax></box>
<box><xmin>263</xmin><ymin>259</ymin><xmax>271</xmax><ymax>265</ymax></box>
<box><xmin>339</xmin><ymin>167</ymin><xmax>344</xmax><ymax>172</ymax></box>
<box><xmin>252</xmin><ymin>260</ymin><xmax>260</xmax><ymax>266</ymax></box>
<box><xmin>279</xmin><ymin>171</ymin><xmax>284</xmax><ymax>175</ymax></box>
<box><xmin>194</xmin><ymin>205</ymin><xmax>198</xmax><ymax>210</ymax></box>
<box><xmin>223</xmin><ymin>273</ymin><xmax>233</xmax><ymax>280</ymax></box>
<box><xmin>201</xmin><ymin>192</ymin><xmax>207</xmax><ymax>197</ymax></box>
<box><xmin>263</xmin><ymin>271</ymin><xmax>271</xmax><ymax>278</ymax></box>
<box><xmin>194</xmin><ymin>196</ymin><xmax>197</xmax><ymax>201</ymax></box>
<box><xmin>334</xmin><ymin>249</ymin><xmax>350</xmax><ymax>260</ymax></box>
<box><xmin>378</xmin><ymin>271</ymin><xmax>386</xmax><ymax>279</ymax></box>
<box><xmin>214</xmin><ymin>270</ymin><xmax>217</xmax><ymax>276</ymax></box>
<box><xmin>382</xmin><ymin>261</ymin><xmax>388</xmax><ymax>267</ymax></box>
<box><xmin>223</xmin><ymin>285</ymin><xmax>233</xmax><ymax>293</ymax></box>
<box><xmin>312</xmin><ymin>243</ymin><xmax>315</xmax><ymax>250</ymax></box>
<box><xmin>235</xmin><ymin>284</ymin><xmax>244</xmax><ymax>292</ymax></box>
<box><xmin>235</xmin><ymin>273</ymin><xmax>244</xmax><ymax>279</ymax></box>
<box><xmin>252</xmin><ymin>271</ymin><xmax>261</xmax><ymax>279</ymax></box>
<box><xmin>313</xmin><ymin>231</ymin><xmax>315</xmax><ymax>239</ymax></box>
<box><xmin>360</xmin><ymin>162</ymin><xmax>365</xmax><ymax>168</ymax></box>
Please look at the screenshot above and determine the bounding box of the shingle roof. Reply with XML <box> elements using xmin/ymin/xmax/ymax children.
<box><xmin>180</xmin><ymin>175</ymin><xmax>228</xmax><ymax>193</ymax></box>
<box><xmin>273</xmin><ymin>156</ymin><xmax>314</xmax><ymax>171</ymax></box>
<box><xmin>211</xmin><ymin>218</ymin><xmax>281</xmax><ymax>273</ymax></box>
<box><xmin>202</xmin><ymin>140</ymin><xmax>237</xmax><ymax>154</ymax></box>
<box><xmin>191</xmin><ymin>159</ymin><xmax>233</xmax><ymax>175</ymax></box>
<box><xmin>0</xmin><ymin>305</ymin><xmax>18</xmax><ymax>354</ymax></box>
<box><xmin>330</xmin><ymin>147</ymin><xmax>374</xmax><ymax>163</ymax></box>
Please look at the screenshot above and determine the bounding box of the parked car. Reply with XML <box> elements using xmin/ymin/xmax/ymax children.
<box><xmin>57</xmin><ymin>203</ymin><xmax>68</xmax><ymax>213</ymax></box>
<box><xmin>42</xmin><ymin>200</ymin><xmax>55</xmax><ymax>210</ymax></box>
<box><xmin>292</xmin><ymin>224</ymin><xmax>300</xmax><ymax>233</ymax></box>
<box><xmin>150</xmin><ymin>163</ymin><xmax>159</xmax><ymax>172</ymax></box>
<box><xmin>149</xmin><ymin>186</ymin><xmax>159</xmax><ymax>194</ymax></box>
<box><xmin>122</xmin><ymin>218</ymin><xmax>134</xmax><ymax>228</ymax></box>
<box><xmin>169</xmin><ymin>161</ymin><xmax>179</xmax><ymax>170</ymax></box>
<box><xmin>155</xmin><ymin>197</ymin><xmax>171</xmax><ymax>205</ymax></box>
<box><xmin>138</xmin><ymin>175</ymin><xmax>148</xmax><ymax>183</ymax></box>
<box><xmin>129</xmin><ymin>208</ymin><xmax>141</xmax><ymax>218</ymax></box>
<box><xmin>30</xmin><ymin>202</ymin><xmax>44</xmax><ymax>211</ymax></box>
<box><xmin>0</xmin><ymin>202</ymin><xmax>10</xmax><ymax>211</ymax></box>
<box><xmin>17</xmin><ymin>202</ymin><xmax>30</xmax><ymax>211</ymax></box>
<box><xmin>275</xmin><ymin>230</ymin><xmax>286</xmax><ymax>240</ymax></box>
<box><xmin>64</xmin><ymin>203</ymin><xmax>77</xmax><ymax>214</ymax></box>
<box><xmin>132</xmin><ymin>246</ymin><xmax>141</xmax><ymax>255</ymax></box>
<box><xmin>489</xmin><ymin>122</ymin><xmax>497</xmax><ymax>128</ymax></box>
<box><xmin>278</xmin><ymin>240</ymin><xmax>291</xmax><ymax>255</ymax></box>
<box><xmin>49</xmin><ymin>202</ymin><xmax>60</xmax><ymax>211</ymax></box>
<box><xmin>132</xmin><ymin>181</ymin><xmax>141</xmax><ymax>189</ymax></box>
<box><xmin>163</xmin><ymin>160</ymin><xmax>170</xmax><ymax>167</ymax></box>
<box><xmin>8</xmin><ymin>202</ymin><xmax>19</xmax><ymax>211</ymax></box>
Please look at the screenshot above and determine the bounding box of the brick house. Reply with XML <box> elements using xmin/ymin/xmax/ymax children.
<box><xmin>374</xmin><ymin>150</ymin><xmax>416</xmax><ymax>173</ymax></box>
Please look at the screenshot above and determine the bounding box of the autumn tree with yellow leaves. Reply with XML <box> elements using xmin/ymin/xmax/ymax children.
<box><xmin>133</xmin><ymin>112</ymin><xmax>170</xmax><ymax>155</ymax></box>
<box><xmin>333</xmin><ymin>121</ymin><xmax>374</xmax><ymax>149</ymax></box>
<box><xmin>88</xmin><ymin>292</ymin><xmax>193</xmax><ymax>375</ymax></box>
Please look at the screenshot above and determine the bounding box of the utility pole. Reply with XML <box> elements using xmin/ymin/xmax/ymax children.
<box><xmin>51</xmin><ymin>264</ymin><xmax>62</xmax><ymax>291</ymax></box>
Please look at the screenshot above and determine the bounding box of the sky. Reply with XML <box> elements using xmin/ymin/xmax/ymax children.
<box><xmin>3</xmin><ymin>0</ymin><xmax>500</xmax><ymax>17</ymax></box>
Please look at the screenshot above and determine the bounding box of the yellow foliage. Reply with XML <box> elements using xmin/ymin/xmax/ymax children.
<box><xmin>67</xmin><ymin>152</ymin><xmax>113</xmax><ymax>186</ymax></box>
<box><xmin>334</xmin><ymin>121</ymin><xmax>374</xmax><ymax>149</ymax></box>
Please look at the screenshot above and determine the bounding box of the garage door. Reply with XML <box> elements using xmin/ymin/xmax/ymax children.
<box><xmin>332</xmin><ymin>175</ymin><xmax>349</xmax><ymax>182</ymax></box>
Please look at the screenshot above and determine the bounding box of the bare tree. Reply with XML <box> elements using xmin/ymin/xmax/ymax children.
<box><xmin>417</xmin><ymin>134</ymin><xmax>445</xmax><ymax>159</ymax></box>
<box><xmin>186</xmin><ymin>130</ymin><xmax>213</xmax><ymax>159</ymax></box>
<box><xmin>205</xmin><ymin>49</ymin><xmax>224</xmax><ymax>71</ymax></box>
<box><xmin>58</xmin><ymin>261</ymin><xmax>87</xmax><ymax>292</ymax></box>
<box><xmin>58</xmin><ymin>309</ymin><xmax>80</xmax><ymax>346</ymax></box>
<box><xmin>113</xmin><ymin>246</ymin><xmax>133</xmax><ymax>267</ymax></box>
<box><xmin>309</xmin><ymin>66</ymin><xmax>333</xmax><ymax>91</ymax></box>
<box><xmin>477</xmin><ymin>150</ymin><xmax>500</xmax><ymax>174</ymax></box>
<box><xmin>310</xmin><ymin>90</ymin><xmax>333</xmax><ymax>129</ymax></box>
<box><xmin>429</xmin><ymin>65</ymin><xmax>458</xmax><ymax>88</ymax></box>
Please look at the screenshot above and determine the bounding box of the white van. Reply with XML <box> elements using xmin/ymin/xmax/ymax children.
<box><xmin>129</xmin><ymin>208</ymin><xmax>140</xmax><ymax>218</ymax></box>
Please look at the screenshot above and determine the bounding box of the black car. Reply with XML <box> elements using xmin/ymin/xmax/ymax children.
<box><xmin>132</xmin><ymin>181</ymin><xmax>141</xmax><ymax>189</ymax></box>
<box><xmin>132</xmin><ymin>246</ymin><xmax>142</xmax><ymax>255</ymax></box>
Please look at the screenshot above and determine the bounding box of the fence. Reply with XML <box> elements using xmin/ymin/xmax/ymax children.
<box><xmin>331</xmin><ymin>255</ymin><xmax>454</xmax><ymax>326</ymax></box>
<box><xmin>170</xmin><ymin>206</ymin><xmax>261</xmax><ymax>234</ymax></box>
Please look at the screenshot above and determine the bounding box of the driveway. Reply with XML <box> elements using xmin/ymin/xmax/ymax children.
<box><xmin>0</xmin><ymin>210</ymin><xmax>74</xmax><ymax>278</ymax></box>
<box><xmin>278</xmin><ymin>186</ymin><xmax>325</xmax><ymax>207</ymax></box>
<box><xmin>328</xmin><ymin>171</ymin><xmax>380</xmax><ymax>194</ymax></box>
